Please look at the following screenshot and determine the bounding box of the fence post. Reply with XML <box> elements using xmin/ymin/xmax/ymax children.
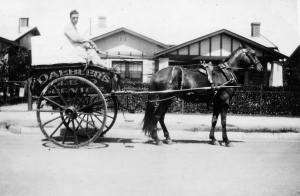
<box><xmin>27</xmin><ymin>77</ymin><xmax>32</xmax><ymax>111</ymax></box>
<box><xmin>181</xmin><ymin>100</ymin><xmax>185</xmax><ymax>113</ymax></box>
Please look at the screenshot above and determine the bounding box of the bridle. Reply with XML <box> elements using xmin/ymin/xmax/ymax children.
<box><xmin>241</xmin><ymin>48</ymin><xmax>261</xmax><ymax>70</ymax></box>
<box><xmin>221</xmin><ymin>48</ymin><xmax>260</xmax><ymax>71</ymax></box>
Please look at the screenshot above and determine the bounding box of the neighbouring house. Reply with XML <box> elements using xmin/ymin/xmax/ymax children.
<box><xmin>90</xmin><ymin>22</ymin><xmax>170</xmax><ymax>82</ymax></box>
<box><xmin>0</xmin><ymin>17</ymin><xmax>40</xmax><ymax>81</ymax></box>
<box><xmin>0</xmin><ymin>18</ymin><xmax>40</xmax><ymax>51</ymax></box>
<box><xmin>283</xmin><ymin>45</ymin><xmax>300</xmax><ymax>88</ymax></box>
<box><xmin>0</xmin><ymin>36</ymin><xmax>17</xmax><ymax>50</ymax></box>
<box><xmin>154</xmin><ymin>23</ymin><xmax>287</xmax><ymax>86</ymax></box>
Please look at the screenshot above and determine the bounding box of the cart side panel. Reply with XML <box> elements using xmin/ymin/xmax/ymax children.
<box><xmin>31</xmin><ymin>64</ymin><xmax>113</xmax><ymax>96</ymax></box>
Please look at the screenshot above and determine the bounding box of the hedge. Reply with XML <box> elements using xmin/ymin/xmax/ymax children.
<box><xmin>117</xmin><ymin>82</ymin><xmax>300</xmax><ymax>116</ymax></box>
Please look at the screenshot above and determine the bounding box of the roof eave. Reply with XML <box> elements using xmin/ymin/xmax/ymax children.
<box><xmin>154</xmin><ymin>29</ymin><xmax>287</xmax><ymax>60</ymax></box>
<box><xmin>15</xmin><ymin>27</ymin><xmax>41</xmax><ymax>41</ymax></box>
<box><xmin>0</xmin><ymin>36</ymin><xmax>18</xmax><ymax>46</ymax></box>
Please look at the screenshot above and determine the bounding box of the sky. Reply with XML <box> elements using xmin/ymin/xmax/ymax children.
<box><xmin>0</xmin><ymin>0</ymin><xmax>299</xmax><ymax>56</ymax></box>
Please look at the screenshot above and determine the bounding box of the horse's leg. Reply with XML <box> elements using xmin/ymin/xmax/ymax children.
<box><xmin>152</xmin><ymin>100</ymin><xmax>172</xmax><ymax>145</ymax></box>
<box><xmin>151</xmin><ymin>121</ymin><xmax>162</xmax><ymax>145</ymax></box>
<box><xmin>221</xmin><ymin>105</ymin><xmax>232</xmax><ymax>147</ymax></box>
<box><xmin>209</xmin><ymin>105</ymin><xmax>220</xmax><ymax>145</ymax></box>
<box><xmin>157</xmin><ymin>100</ymin><xmax>173</xmax><ymax>144</ymax></box>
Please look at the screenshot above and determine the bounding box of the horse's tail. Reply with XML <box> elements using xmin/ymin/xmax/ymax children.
<box><xmin>142</xmin><ymin>81</ymin><xmax>157</xmax><ymax>137</ymax></box>
<box><xmin>142</xmin><ymin>97</ymin><xmax>156</xmax><ymax>137</ymax></box>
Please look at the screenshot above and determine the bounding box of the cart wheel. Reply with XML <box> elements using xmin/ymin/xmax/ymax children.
<box><xmin>100</xmin><ymin>95</ymin><xmax>118</xmax><ymax>137</ymax></box>
<box><xmin>36</xmin><ymin>76</ymin><xmax>107</xmax><ymax>148</ymax></box>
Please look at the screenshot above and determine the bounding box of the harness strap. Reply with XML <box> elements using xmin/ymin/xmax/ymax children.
<box><xmin>203</xmin><ymin>63</ymin><xmax>214</xmax><ymax>85</ymax></box>
<box><xmin>218</xmin><ymin>63</ymin><xmax>237</xmax><ymax>84</ymax></box>
<box><xmin>169</xmin><ymin>66</ymin><xmax>184</xmax><ymax>90</ymax></box>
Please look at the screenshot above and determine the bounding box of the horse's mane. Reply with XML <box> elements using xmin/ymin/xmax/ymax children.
<box><xmin>223</xmin><ymin>46</ymin><xmax>242</xmax><ymax>62</ymax></box>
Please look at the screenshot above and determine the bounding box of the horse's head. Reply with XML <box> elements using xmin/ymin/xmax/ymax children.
<box><xmin>226</xmin><ymin>44</ymin><xmax>263</xmax><ymax>72</ymax></box>
<box><xmin>238</xmin><ymin>45</ymin><xmax>263</xmax><ymax>72</ymax></box>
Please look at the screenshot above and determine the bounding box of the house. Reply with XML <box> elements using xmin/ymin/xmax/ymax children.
<box><xmin>154</xmin><ymin>23</ymin><xmax>287</xmax><ymax>86</ymax></box>
<box><xmin>0</xmin><ymin>18</ymin><xmax>40</xmax><ymax>81</ymax></box>
<box><xmin>91</xmin><ymin>27</ymin><xmax>169</xmax><ymax>82</ymax></box>
<box><xmin>0</xmin><ymin>18</ymin><xmax>40</xmax><ymax>51</ymax></box>
<box><xmin>283</xmin><ymin>45</ymin><xmax>300</xmax><ymax>87</ymax></box>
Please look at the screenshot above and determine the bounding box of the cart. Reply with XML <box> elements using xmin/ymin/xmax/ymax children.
<box><xmin>32</xmin><ymin>63</ymin><xmax>119</xmax><ymax>148</ymax></box>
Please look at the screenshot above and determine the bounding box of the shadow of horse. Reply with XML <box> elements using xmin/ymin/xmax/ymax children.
<box><xmin>41</xmin><ymin>136</ymin><xmax>244</xmax><ymax>149</ymax></box>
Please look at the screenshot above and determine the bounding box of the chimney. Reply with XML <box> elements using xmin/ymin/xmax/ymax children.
<box><xmin>251</xmin><ymin>22</ymin><xmax>261</xmax><ymax>37</ymax></box>
<box><xmin>97</xmin><ymin>16</ymin><xmax>107</xmax><ymax>28</ymax></box>
<box><xmin>18</xmin><ymin>17</ymin><xmax>29</xmax><ymax>33</ymax></box>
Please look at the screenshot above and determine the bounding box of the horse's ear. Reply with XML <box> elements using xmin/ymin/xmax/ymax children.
<box><xmin>240</xmin><ymin>42</ymin><xmax>246</xmax><ymax>48</ymax></box>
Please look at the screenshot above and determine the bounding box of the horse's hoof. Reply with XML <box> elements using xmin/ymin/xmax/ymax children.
<box><xmin>225</xmin><ymin>142</ymin><xmax>233</xmax><ymax>147</ymax></box>
<box><xmin>156</xmin><ymin>140</ymin><xmax>163</xmax><ymax>145</ymax></box>
<box><xmin>165</xmin><ymin>139</ymin><xmax>173</xmax><ymax>145</ymax></box>
<box><xmin>209</xmin><ymin>139</ymin><xmax>218</xmax><ymax>145</ymax></box>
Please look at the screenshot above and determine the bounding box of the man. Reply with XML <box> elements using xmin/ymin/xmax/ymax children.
<box><xmin>64</xmin><ymin>10</ymin><xmax>108</xmax><ymax>68</ymax></box>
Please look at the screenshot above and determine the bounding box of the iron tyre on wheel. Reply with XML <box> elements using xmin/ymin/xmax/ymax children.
<box><xmin>100</xmin><ymin>95</ymin><xmax>118</xmax><ymax>137</ymax></box>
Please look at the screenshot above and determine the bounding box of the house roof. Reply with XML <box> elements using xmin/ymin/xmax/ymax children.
<box><xmin>0</xmin><ymin>26</ymin><xmax>40</xmax><ymax>42</ymax></box>
<box><xmin>91</xmin><ymin>27</ymin><xmax>169</xmax><ymax>49</ymax></box>
<box><xmin>15</xmin><ymin>27</ymin><xmax>40</xmax><ymax>41</ymax></box>
<box><xmin>154</xmin><ymin>29</ymin><xmax>287</xmax><ymax>60</ymax></box>
<box><xmin>0</xmin><ymin>36</ymin><xmax>17</xmax><ymax>46</ymax></box>
<box><xmin>284</xmin><ymin>45</ymin><xmax>300</xmax><ymax>66</ymax></box>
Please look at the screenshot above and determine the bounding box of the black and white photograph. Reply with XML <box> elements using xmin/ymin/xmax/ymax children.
<box><xmin>0</xmin><ymin>0</ymin><xmax>300</xmax><ymax>195</ymax></box>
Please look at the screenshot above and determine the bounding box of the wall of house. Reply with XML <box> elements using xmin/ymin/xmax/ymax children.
<box><xmin>17</xmin><ymin>33</ymin><xmax>34</xmax><ymax>50</ymax></box>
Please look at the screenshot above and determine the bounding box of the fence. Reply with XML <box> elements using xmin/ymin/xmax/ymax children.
<box><xmin>117</xmin><ymin>83</ymin><xmax>300</xmax><ymax>116</ymax></box>
<box><xmin>0</xmin><ymin>80</ymin><xmax>28</xmax><ymax>106</ymax></box>
<box><xmin>1</xmin><ymin>80</ymin><xmax>299</xmax><ymax>116</ymax></box>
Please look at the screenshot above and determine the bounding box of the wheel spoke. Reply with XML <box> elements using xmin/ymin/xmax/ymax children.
<box><xmin>52</xmin><ymin>85</ymin><xmax>68</xmax><ymax>106</ymax></box>
<box><xmin>84</xmin><ymin>115</ymin><xmax>92</xmax><ymax>139</ymax></box>
<box><xmin>89</xmin><ymin>115</ymin><xmax>97</xmax><ymax>131</ymax></box>
<box><xmin>77</xmin><ymin>115</ymin><xmax>98</xmax><ymax>129</ymax></box>
<box><xmin>50</xmin><ymin>120</ymin><xmax>64</xmax><ymax>138</ymax></box>
<box><xmin>42</xmin><ymin>115</ymin><xmax>62</xmax><ymax>128</ymax></box>
<box><xmin>62</xmin><ymin>118</ymin><xmax>71</xmax><ymax>144</ymax></box>
<box><xmin>42</xmin><ymin>96</ymin><xmax>65</xmax><ymax>109</ymax></box>
<box><xmin>94</xmin><ymin>111</ymin><xmax>114</xmax><ymax>119</ymax></box>
<box><xmin>36</xmin><ymin>109</ymin><xmax>63</xmax><ymax>113</ymax></box>
<box><xmin>75</xmin><ymin>114</ymin><xmax>85</xmax><ymax>130</ymax></box>
<box><xmin>72</xmin><ymin>120</ymin><xmax>79</xmax><ymax>145</ymax></box>
<box><xmin>92</xmin><ymin>114</ymin><xmax>109</xmax><ymax>129</ymax></box>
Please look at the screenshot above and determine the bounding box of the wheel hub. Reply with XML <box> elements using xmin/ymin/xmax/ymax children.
<box><xmin>65</xmin><ymin>106</ymin><xmax>78</xmax><ymax>119</ymax></box>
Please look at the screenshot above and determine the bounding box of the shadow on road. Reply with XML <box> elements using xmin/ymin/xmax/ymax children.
<box><xmin>40</xmin><ymin>137</ymin><xmax>245</xmax><ymax>149</ymax></box>
<box><xmin>172</xmin><ymin>139</ymin><xmax>244</xmax><ymax>144</ymax></box>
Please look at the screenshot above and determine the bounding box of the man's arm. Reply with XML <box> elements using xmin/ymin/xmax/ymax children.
<box><xmin>64</xmin><ymin>25</ymin><xmax>87</xmax><ymax>43</ymax></box>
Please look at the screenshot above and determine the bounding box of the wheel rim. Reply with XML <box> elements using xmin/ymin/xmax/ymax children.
<box><xmin>36</xmin><ymin>76</ymin><xmax>107</xmax><ymax>148</ymax></box>
<box><xmin>100</xmin><ymin>95</ymin><xmax>118</xmax><ymax>137</ymax></box>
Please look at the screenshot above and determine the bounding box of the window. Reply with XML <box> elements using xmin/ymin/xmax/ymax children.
<box><xmin>112</xmin><ymin>61</ymin><xmax>143</xmax><ymax>82</ymax></box>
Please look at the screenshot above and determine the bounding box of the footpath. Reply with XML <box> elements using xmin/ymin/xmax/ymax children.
<box><xmin>0</xmin><ymin>103</ymin><xmax>300</xmax><ymax>141</ymax></box>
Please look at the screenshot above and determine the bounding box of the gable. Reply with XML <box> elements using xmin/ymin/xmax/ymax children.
<box><xmin>155</xmin><ymin>29</ymin><xmax>286</xmax><ymax>61</ymax></box>
<box><xmin>93</xmin><ymin>30</ymin><xmax>167</xmax><ymax>57</ymax></box>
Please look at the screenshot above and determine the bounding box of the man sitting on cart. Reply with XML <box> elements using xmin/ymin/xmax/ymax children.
<box><xmin>64</xmin><ymin>10</ymin><xmax>109</xmax><ymax>69</ymax></box>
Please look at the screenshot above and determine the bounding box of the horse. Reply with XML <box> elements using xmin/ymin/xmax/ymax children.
<box><xmin>142</xmin><ymin>45</ymin><xmax>263</xmax><ymax>147</ymax></box>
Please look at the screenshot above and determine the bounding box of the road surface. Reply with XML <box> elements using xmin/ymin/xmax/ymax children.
<box><xmin>0</xmin><ymin>105</ymin><xmax>300</xmax><ymax>196</ymax></box>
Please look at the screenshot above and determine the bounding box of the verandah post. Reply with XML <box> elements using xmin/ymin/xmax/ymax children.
<box><xmin>27</xmin><ymin>77</ymin><xmax>32</xmax><ymax>111</ymax></box>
